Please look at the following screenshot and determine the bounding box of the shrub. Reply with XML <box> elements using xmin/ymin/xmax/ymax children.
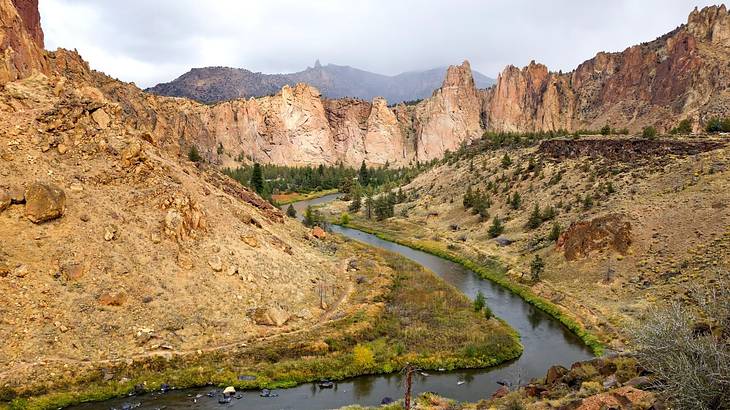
<box><xmin>670</xmin><ymin>119</ymin><xmax>693</xmax><ymax>135</ymax></box>
<box><xmin>510</xmin><ymin>192</ymin><xmax>521</xmax><ymax>210</ymax></box>
<box><xmin>530</xmin><ymin>255</ymin><xmax>545</xmax><ymax>282</ymax></box>
<box><xmin>548</xmin><ymin>222</ymin><xmax>562</xmax><ymax>242</ymax></box>
<box><xmin>501</xmin><ymin>153</ymin><xmax>512</xmax><ymax>169</ymax></box>
<box><xmin>483</xmin><ymin>305</ymin><xmax>493</xmax><ymax>320</ymax></box>
<box><xmin>704</xmin><ymin>117</ymin><xmax>730</xmax><ymax>133</ymax></box>
<box><xmin>352</xmin><ymin>344</ymin><xmax>375</xmax><ymax>369</ymax></box>
<box><xmin>474</xmin><ymin>290</ymin><xmax>486</xmax><ymax>312</ymax></box>
<box><xmin>286</xmin><ymin>204</ymin><xmax>296</xmax><ymax>218</ymax></box>
<box><xmin>525</xmin><ymin>204</ymin><xmax>542</xmax><ymax>230</ymax></box>
<box><xmin>642</xmin><ymin>126</ymin><xmax>657</xmax><ymax>139</ymax></box>
<box><xmin>340</xmin><ymin>212</ymin><xmax>350</xmax><ymax>225</ymax></box>
<box><xmin>627</xmin><ymin>273</ymin><xmax>730</xmax><ymax>409</ymax></box>
<box><xmin>488</xmin><ymin>217</ymin><xmax>504</xmax><ymax>238</ymax></box>
<box><xmin>188</xmin><ymin>145</ymin><xmax>202</xmax><ymax>162</ymax></box>
<box><xmin>600</xmin><ymin>124</ymin><xmax>611</xmax><ymax>135</ymax></box>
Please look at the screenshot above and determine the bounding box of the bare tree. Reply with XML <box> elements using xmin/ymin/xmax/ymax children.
<box><xmin>627</xmin><ymin>270</ymin><xmax>730</xmax><ymax>409</ymax></box>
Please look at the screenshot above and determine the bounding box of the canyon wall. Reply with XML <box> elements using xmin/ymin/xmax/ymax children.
<box><xmin>2</xmin><ymin>1</ymin><xmax>729</xmax><ymax>168</ymax></box>
<box><xmin>483</xmin><ymin>5</ymin><xmax>730</xmax><ymax>133</ymax></box>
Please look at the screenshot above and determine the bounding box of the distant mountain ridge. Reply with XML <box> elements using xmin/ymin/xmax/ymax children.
<box><xmin>145</xmin><ymin>61</ymin><xmax>495</xmax><ymax>104</ymax></box>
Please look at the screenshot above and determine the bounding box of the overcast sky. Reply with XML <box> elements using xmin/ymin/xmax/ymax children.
<box><xmin>40</xmin><ymin>0</ymin><xmax>717</xmax><ymax>88</ymax></box>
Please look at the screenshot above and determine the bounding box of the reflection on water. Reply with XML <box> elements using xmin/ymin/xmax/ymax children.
<box><xmin>74</xmin><ymin>193</ymin><xmax>592</xmax><ymax>410</ymax></box>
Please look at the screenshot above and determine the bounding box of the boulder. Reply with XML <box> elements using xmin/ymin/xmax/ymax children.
<box><xmin>92</xmin><ymin>108</ymin><xmax>111</xmax><ymax>128</ymax></box>
<box><xmin>99</xmin><ymin>292</ymin><xmax>126</xmax><ymax>306</ymax></box>
<box><xmin>208</xmin><ymin>256</ymin><xmax>223</xmax><ymax>272</ymax></box>
<box><xmin>241</xmin><ymin>235</ymin><xmax>259</xmax><ymax>248</ymax></box>
<box><xmin>524</xmin><ymin>384</ymin><xmax>547</xmax><ymax>397</ymax></box>
<box><xmin>602</xmin><ymin>374</ymin><xmax>618</xmax><ymax>389</ymax></box>
<box><xmin>252</xmin><ymin>306</ymin><xmax>290</xmax><ymax>327</ymax></box>
<box><xmin>61</xmin><ymin>262</ymin><xmax>85</xmax><ymax>281</ymax></box>
<box><xmin>312</xmin><ymin>226</ymin><xmax>327</xmax><ymax>239</ymax></box>
<box><xmin>0</xmin><ymin>189</ymin><xmax>10</xmax><ymax>212</ymax></box>
<box><xmin>491</xmin><ymin>385</ymin><xmax>509</xmax><ymax>399</ymax></box>
<box><xmin>576</xmin><ymin>386</ymin><xmax>655</xmax><ymax>410</ymax></box>
<box><xmin>223</xmin><ymin>386</ymin><xmax>236</xmax><ymax>396</ymax></box>
<box><xmin>24</xmin><ymin>182</ymin><xmax>66</xmax><ymax>223</ymax></box>
<box><xmin>546</xmin><ymin>365</ymin><xmax>569</xmax><ymax>385</ymax></box>
<box><xmin>624</xmin><ymin>376</ymin><xmax>652</xmax><ymax>389</ymax></box>
<box><xmin>599</xmin><ymin>361</ymin><xmax>617</xmax><ymax>376</ymax></box>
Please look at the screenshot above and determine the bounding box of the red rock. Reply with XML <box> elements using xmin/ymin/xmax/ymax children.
<box><xmin>99</xmin><ymin>292</ymin><xmax>126</xmax><ymax>306</ymax></box>
<box><xmin>312</xmin><ymin>226</ymin><xmax>327</xmax><ymax>239</ymax></box>
<box><xmin>491</xmin><ymin>385</ymin><xmax>509</xmax><ymax>399</ymax></box>
<box><xmin>546</xmin><ymin>365</ymin><xmax>569</xmax><ymax>385</ymax></box>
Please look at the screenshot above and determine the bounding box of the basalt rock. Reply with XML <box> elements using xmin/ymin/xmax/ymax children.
<box><xmin>557</xmin><ymin>214</ymin><xmax>632</xmax><ymax>261</ymax></box>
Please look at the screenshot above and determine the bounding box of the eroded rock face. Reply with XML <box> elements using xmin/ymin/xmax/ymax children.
<box><xmin>483</xmin><ymin>5</ymin><xmax>730</xmax><ymax>133</ymax></box>
<box><xmin>24</xmin><ymin>182</ymin><xmax>65</xmax><ymax>223</ymax></box>
<box><xmin>0</xmin><ymin>0</ymin><xmax>47</xmax><ymax>84</ymax></box>
<box><xmin>557</xmin><ymin>214</ymin><xmax>632</xmax><ymax>261</ymax></box>
<box><xmin>414</xmin><ymin>61</ymin><xmax>483</xmax><ymax>161</ymax></box>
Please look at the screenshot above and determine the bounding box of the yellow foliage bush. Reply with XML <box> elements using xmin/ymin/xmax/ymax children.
<box><xmin>352</xmin><ymin>344</ymin><xmax>375</xmax><ymax>368</ymax></box>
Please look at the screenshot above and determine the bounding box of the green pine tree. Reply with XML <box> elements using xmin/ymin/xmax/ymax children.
<box><xmin>286</xmin><ymin>204</ymin><xmax>297</xmax><ymax>218</ymax></box>
<box><xmin>488</xmin><ymin>216</ymin><xmax>504</xmax><ymax>238</ymax></box>
<box><xmin>530</xmin><ymin>255</ymin><xmax>545</xmax><ymax>282</ymax></box>
<box><xmin>358</xmin><ymin>160</ymin><xmax>370</xmax><ymax>186</ymax></box>
<box><xmin>526</xmin><ymin>203</ymin><xmax>542</xmax><ymax>229</ymax></box>
<box><xmin>548</xmin><ymin>222</ymin><xmax>562</xmax><ymax>242</ymax></box>
<box><xmin>250</xmin><ymin>162</ymin><xmax>264</xmax><ymax>194</ymax></box>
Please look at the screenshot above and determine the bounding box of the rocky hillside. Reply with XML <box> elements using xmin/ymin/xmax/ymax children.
<box><xmin>146</xmin><ymin>61</ymin><xmax>495</xmax><ymax>104</ymax></box>
<box><xmin>0</xmin><ymin>0</ymin><xmax>356</xmax><ymax>397</ymax></box>
<box><xmin>320</xmin><ymin>134</ymin><xmax>730</xmax><ymax>349</ymax></box>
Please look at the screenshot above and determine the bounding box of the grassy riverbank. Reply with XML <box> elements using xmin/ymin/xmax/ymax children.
<box><xmin>4</xmin><ymin>239</ymin><xmax>521</xmax><ymax>410</ymax></box>
<box><xmin>271</xmin><ymin>188</ymin><xmax>339</xmax><ymax>205</ymax></box>
<box><xmin>337</xmin><ymin>219</ymin><xmax>604</xmax><ymax>356</ymax></box>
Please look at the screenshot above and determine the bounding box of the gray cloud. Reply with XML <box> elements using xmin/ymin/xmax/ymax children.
<box><xmin>40</xmin><ymin>0</ymin><xmax>719</xmax><ymax>88</ymax></box>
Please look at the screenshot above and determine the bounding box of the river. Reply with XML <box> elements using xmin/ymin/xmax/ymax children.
<box><xmin>76</xmin><ymin>193</ymin><xmax>592</xmax><ymax>410</ymax></box>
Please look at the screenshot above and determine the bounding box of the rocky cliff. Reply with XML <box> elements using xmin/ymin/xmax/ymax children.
<box><xmin>2</xmin><ymin>1</ymin><xmax>728</xmax><ymax>168</ymax></box>
<box><xmin>483</xmin><ymin>5</ymin><xmax>730</xmax><ymax>133</ymax></box>
<box><xmin>0</xmin><ymin>0</ymin><xmax>47</xmax><ymax>84</ymax></box>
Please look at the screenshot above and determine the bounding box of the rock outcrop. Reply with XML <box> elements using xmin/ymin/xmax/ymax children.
<box><xmin>557</xmin><ymin>214</ymin><xmax>632</xmax><ymax>261</ymax></box>
<box><xmin>0</xmin><ymin>0</ymin><xmax>47</xmax><ymax>84</ymax></box>
<box><xmin>483</xmin><ymin>5</ymin><xmax>730</xmax><ymax>133</ymax></box>
<box><xmin>3</xmin><ymin>0</ymin><xmax>728</xmax><ymax>170</ymax></box>
<box><xmin>414</xmin><ymin>61</ymin><xmax>483</xmax><ymax>161</ymax></box>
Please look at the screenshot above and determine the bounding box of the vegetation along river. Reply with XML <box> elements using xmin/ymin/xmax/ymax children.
<box><xmin>77</xmin><ymin>193</ymin><xmax>593</xmax><ymax>410</ymax></box>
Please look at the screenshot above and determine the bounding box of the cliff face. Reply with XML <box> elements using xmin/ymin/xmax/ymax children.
<box><xmin>414</xmin><ymin>61</ymin><xmax>484</xmax><ymax>161</ymax></box>
<box><xmin>91</xmin><ymin>60</ymin><xmax>481</xmax><ymax>167</ymax></box>
<box><xmin>0</xmin><ymin>0</ymin><xmax>47</xmax><ymax>84</ymax></box>
<box><xmin>3</xmin><ymin>1</ymin><xmax>728</xmax><ymax>169</ymax></box>
<box><xmin>484</xmin><ymin>5</ymin><xmax>730</xmax><ymax>133</ymax></box>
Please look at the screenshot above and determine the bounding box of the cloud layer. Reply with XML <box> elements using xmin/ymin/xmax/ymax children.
<box><xmin>40</xmin><ymin>0</ymin><xmax>717</xmax><ymax>88</ymax></box>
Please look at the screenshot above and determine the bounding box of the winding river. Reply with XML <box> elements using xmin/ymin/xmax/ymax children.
<box><xmin>77</xmin><ymin>193</ymin><xmax>592</xmax><ymax>410</ymax></box>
